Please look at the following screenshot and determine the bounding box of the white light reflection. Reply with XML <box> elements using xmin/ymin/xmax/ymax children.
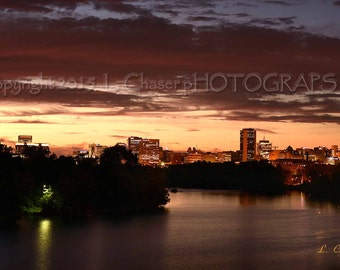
<box><xmin>36</xmin><ymin>219</ymin><xmax>52</xmax><ymax>270</ymax></box>
<box><xmin>300</xmin><ymin>192</ymin><xmax>305</xmax><ymax>209</ymax></box>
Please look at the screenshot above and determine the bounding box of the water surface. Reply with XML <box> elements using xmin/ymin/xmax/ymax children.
<box><xmin>1</xmin><ymin>190</ymin><xmax>339</xmax><ymax>269</ymax></box>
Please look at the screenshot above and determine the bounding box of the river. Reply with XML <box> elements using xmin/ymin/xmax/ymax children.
<box><xmin>1</xmin><ymin>190</ymin><xmax>339</xmax><ymax>269</ymax></box>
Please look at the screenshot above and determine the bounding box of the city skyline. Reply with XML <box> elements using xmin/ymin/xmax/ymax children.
<box><xmin>4</xmin><ymin>131</ymin><xmax>339</xmax><ymax>157</ymax></box>
<box><xmin>0</xmin><ymin>1</ymin><xmax>339</xmax><ymax>155</ymax></box>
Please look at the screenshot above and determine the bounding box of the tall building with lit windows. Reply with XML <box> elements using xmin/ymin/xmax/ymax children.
<box><xmin>88</xmin><ymin>143</ymin><xmax>107</xmax><ymax>158</ymax></box>
<box><xmin>138</xmin><ymin>139</ymin><xmax>160</xmax><ymax>166</ymax></box>
<box><xmin>240</xmin><ymin>128</ymin><xmax>256</xmax><ymax>161</ymax></box>
<box><xmin>258</xmin><ymin>138</ymin><xmax>272</xmax><ymax>160</ymax></box>
<box><xmin>128</xmin><ymin>136</ymin><xmax>142</xmax><ymax>156</ymax></box>
<box><xmin>331</xmin><ymin>145</ymin><xmax>338</xmax><ymax>157</ymax></box>
<box><xmin>15</xmin><ymin>135</ymin><xmax>49</xmax><ymax>158</ymax></box>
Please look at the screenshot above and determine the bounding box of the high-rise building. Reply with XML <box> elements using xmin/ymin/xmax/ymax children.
<box><xmin>88</xmin><ymin>143</ymin><xmax>108</xmax><ymax>158</ymax></box>
<box><xmin>18</xmin><ymin>135</ymin><xmax>32</xmax><ymax>143</ymax></box>
<box><xmin>258</xmin><ymin>138</ymin><xmax>272</xmax><ymax>160</ymax></box>
<box><xmin>331</xmin><ymin>145</ymin><xmax>338</xmax><ymax>157</ymax></box>
<box><xmin>138</xmin><ymin>138</ymin><xmax>160</xmax><ymax>166</ymax></box>
<box><xmin>170</xmin><ymin>152</ymin><xmax>184</xmax><ymax>165</ymax></box>
<box><xmin>15</xmin><ymin>135</ymin><xmax>49</xmax><ymax>158</ymax></box>
<box><xmin>240</xmin><ymin>128</ymin><xmax>256</xmax><ymax>161</ymax></box>
<box><xmin>128</xmin><ymin>136</ymin><xmax>142</xmax><ymax>156</ymax></box>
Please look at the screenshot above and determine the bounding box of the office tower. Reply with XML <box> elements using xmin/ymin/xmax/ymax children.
<box><xmin>88</xmin><ymin>143</ymin><xmax>107</xmax><ymax>158</ymax></box>
<box><xmin>15</xmin><ymin>135</ymin><xmax>49</xmax><ymax>158</ymax></box>
<box><xmin>18</xmin><ymin>135</ymin><xmax>32</xmax><ymax>143</ymax></box>
<box><xmin>240</xmin><ymin>128</ymin><xmax>256</xmax><ymax>161</ymax></box>
<box><xmin>128</xmin><ymin>136</ymin><xmax>142</xmax><ymax>156</ymax></box>
<box><xmin>138</xmin><ymin>139</ymin><xmax>160</xmax><ymax>166</ymax></box>
<box><xmin>331</xmin><ymin>145</ymin><xmax>338</xmax><ymax>157</ymax></box>
<box><xmin>258</xmin><ymin>138</ymin><xmax>272</xmax><ymax>160</ymax></box>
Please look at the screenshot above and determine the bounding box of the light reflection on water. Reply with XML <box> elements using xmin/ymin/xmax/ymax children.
<box><xmin>36</xmin><ymin>219</ymin><xmax>52</xmax><ymax>270</ymax></box>
<box><xmin>0</xmin><ymin>190</ymin><xmax>339</xmax><ymax>270</ymax></box>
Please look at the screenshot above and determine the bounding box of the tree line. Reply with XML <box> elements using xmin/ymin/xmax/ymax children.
<box><xmin>1</xmin><ymin>143</ymin><xmax>339</xmax><ymax>225</ymax></box>
<box><xmin>302</xmin><ymin>163</ymin><xmax>340</xmax><ymax>203</ymax></box>
<box><xmin>165</xmin><ymin>160</ymin><xmax>340</xmax><ymax>204</ymax></box>
<box><xmin>0</xmin><ymin>144</ymin><xmax>169</xmax><ymax>225</ymax></box>
<box><xmin>165</xmin><ymin>160</ymin><xmax>287</xmax><ymax>193</ymax></box>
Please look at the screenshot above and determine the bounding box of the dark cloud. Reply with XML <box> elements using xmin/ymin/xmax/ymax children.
<box><xmin>0</xmin><ymin>107</ymin><xmax>68</xmax><ymax>117</ymax></box>
<box><xmin>167</xmin><ymin>142</ymin><xmax>181</xmax><ymax>145</ymax></box>
<box><xmin>6</xmin><ymin>119</ymin><xmax>57</xmax><ymax>124</ymax></box>
<box><xmin>279</xmin><ymin>16</ymin><xmax>296</xmax><ymax>25</ymax></box>
<box><xmin>0</xmin><ymin>0</ymin><xmax>339</xmax><ymax>128</ymax></box>
<box><xmin>334</xmin><ymin>1</ymin><xmax>340</xmax><ymax>6</ymax></box>
<box><xmin>288</xmin><ymin>25</ymin><xmax>305</xmax><ymax>31</ymax></box>
<box><xmin>226</xmin><ymin>110</ymin><xmax>340</xmax><ymax>124</ymax></box>
<box><xmin>0</xmin><ymin>4</ymin><xmax>51</xmax><ymax>13</ymax></box>
<box><xmin>235</xmin><ymin>2</ymin><xmax>257</xmax><ymax>8</ymax></box>
<box><xmin>96</xmin><ymin>1</ymin><xmax>142</xmax><ymax>14</ymax></box>
<box><xmin>187</xmin><ymin>16</ymin><xmax>219</xmax><ymax>22</ymax></box>
<box><xmin>256</xmin><ymin>128</ymin><xmax>278</xmax><ymax>134</ymax></box>
<box><xmin>1</xmin><ymin>80</ymin><xmax>339</xmax><ymax>125</ymax></box>
<box><xmin>1</xmin><ymin>13</ymin><xmax>338</xmax><ymax>80</ymax></box>
<box><xmin>248</xmin><ymin>18</ymin><xmax>281</xmax><ymax>26</ymax></box>
<box><xmin>109</xmin><ymin>135</ymin><xmax>128</xmax><ymax>140</ymax></box>
<box><xmin>263</xmin><ymin>0</ymin><xmax>293</xmax><ymax>6</ymax></box>
<box><xmin>235</xmin><ymin>13</ymin><xmax>249</xmax><ymax>18</ymax></box>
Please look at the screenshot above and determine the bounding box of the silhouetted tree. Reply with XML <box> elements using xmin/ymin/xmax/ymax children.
<box><xmin>166</xmin><ymin>161</ymin><xmax>285</xmax><ymax>194</ymax></box>
<box><xmin>0</xmin><ymin>143</ymin><xmax>12</xmax><ymax>160</ymax></box>
<box><xmin>23</xmin><ymin>144</ymin><xmax>50</xmax><ymax>160</ymax></box>
<box><xmin>303</xmin><ymin>164</ymin><xmax>340</xmax><ymax>203</ymax></box>
<box><xmin>100</xmin><ymin>144</ymin><xmax>137</xmax><ymax>168</ymax></box>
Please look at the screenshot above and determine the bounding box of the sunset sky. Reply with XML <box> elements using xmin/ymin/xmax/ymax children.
<box><xmin>0</xmin><ymin>0</ymin><xmax>339</xmax><ymax>155</ymax></box>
